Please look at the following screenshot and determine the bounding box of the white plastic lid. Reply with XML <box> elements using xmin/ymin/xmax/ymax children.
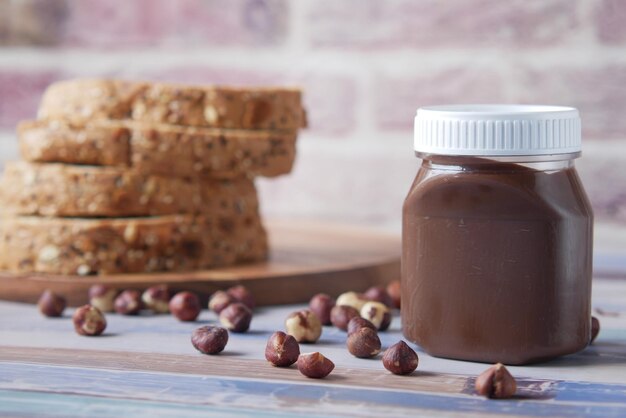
<box><xmin>414</xmin><ymin>105</ymin><xmax>581</xmax><ymax>156</ymax></box>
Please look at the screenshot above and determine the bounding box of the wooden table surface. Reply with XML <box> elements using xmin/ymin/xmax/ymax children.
<box><xmin>1</xmin><ymin>274</ymin><xmax>626</xmax><ymax>417</ymax></box>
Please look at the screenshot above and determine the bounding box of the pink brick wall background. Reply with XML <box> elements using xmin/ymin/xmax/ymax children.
<box><xmin>0</xmin><ymin>0</ymin><xmax>625</xmax><ymax>249</ymax></box>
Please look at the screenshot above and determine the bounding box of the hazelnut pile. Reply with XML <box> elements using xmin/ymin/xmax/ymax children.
<box><xmin>37</xmin><ymin>280</ymin><xmax>597</xmax><ymax>400</ymax></box>
<box><xmin>36</xmin><ymin>283</ymin><xmax>258</xmax><ymax>344</ymax></box>
<box><xmin>261</xmin><ymin>283</ymin><xmax>410</xmax><ymax>380</ymax></box>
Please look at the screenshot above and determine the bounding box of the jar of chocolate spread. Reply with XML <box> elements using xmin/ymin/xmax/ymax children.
<box><xmin>402</xmin><ymin>105</ymin><xmax>593</xmax><ymax>365</ymax></box>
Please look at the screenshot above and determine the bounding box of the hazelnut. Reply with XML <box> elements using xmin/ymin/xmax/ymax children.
<box><xmin>285</xmin><ymin>310</ymin><xmax>322</xmax><ymax>343</ymax></box>
<box><xmin>364</xmin><ymin>286</ymin><xmax>394</xmax><ymax>308</ymax></box>
<box><xmin>219</xmin><ymin>302</ymin><xmax>252</xmax><ymax>332</ymax></box>
<box><xmin>265</xmin><ymin>331</ymin><xmax>300</xmax><ymax>367</ymax></box>
<box><xmin>208</xmin><ymin>290</ymin><xmax>236</xmax><ymax>314</ymax></box>
<box><xmin>114</xmin><ymin>289</ymin><xmax>143</xmax><ymax>315</ymax></box>
<box><xmin>330</xmin><ymin>305</ymin><xmax>360</xmax><ymax>331</ymax></box>
<box><xmin>382</xmin><ymin>341</ymin><xmax>418</xmax><ymax>375</ymax></box>
<box><xmin>141</xmin><ymin>285</ymin><xmax>171</xmax><ymax>313</ymax></box>
<box><xmin>169</xmin><ymin>291</ymin><xmax>202</xmax><ymax>321</ymax></box>
<box><xmin>88</xmin><ymin>284</ymin><xmax>117</xmax><ymax>312</ymax></box>
<box><xmin>475</xmin><ymin>363</ymin><xmax>517</xmax><ymax>399</ymax></box>
<box><xmin>297</xmin><ymin>352</ymin><xmax>335</xmax><ymax>379</ymax></box>
<box><xmin>336</xmin><ymin>291</ymin><xmax>367</xmax><ymax>311</ymax></box>
<box><xmin>591</xmin><ymin>316</ymin><xmax>600</xmax><ymax>344</ymax></box>
<box><xmin>72</xmin><ymin>304</ymin><xmax>107</xmax><ymax>336</ymax></box>
<box><xmin>360</xmin><ymin>301</ymin><xmax>391</xmax><ymax>331</ymax></box>
<box><xmin>308</xmin><ymin>293</ymin><xmax>335</xmax><ymax>325</ymax></box>
<box><xmin>386</xmin><ymin>280</ymin><xmax>401</xmax><ymax>309</ymax></box>
<box><xmin>38</xmin><ymin>290</ymin><xmax>66</xmax><ymax>317</ymax></box>
<box><xmin>346</xmin><ymin>327</ymin><xmax>381</xmax><ymax>358</ymax></box>
<box><xmin>191</xmin><ymin>325</ymin><xmax>229</xmax><ymax>355</ymax></box>
<box><xmin>226</xmin><ymin>285</ymin><xmax>255</xmax><ymax>310</ymax></box>
<box><xmin>347</xmin><ymin>316</ymin><xmax>376</xmax><ymax>335</ymax></box>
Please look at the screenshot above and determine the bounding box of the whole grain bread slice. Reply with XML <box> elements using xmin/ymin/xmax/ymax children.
<box><xmin>37</xmin><ymin>79</ymin><xmax>146</xmax><ymax>122</ymax></box>
<box><xmin>19</xmin><ymin>120</ymin><xmax>130</xmax><ymax>167</ymax></box>
<box><xmin>0</xmin><ymin>214</ymin><xmax>268</xmax><ymax>275</ymax></box>
<box><xmin>38</xmin><ymin>78</ymin><xmax>306</xmax><ymax>131</ymax></box>
<box><xmin>0</xmin><ymin>161</ymin><xmax>260</xmax><ymax>218</ymax></box>
<box><xmin>18</xmin><ymin>120</ymin><xmax>296</xmax><ymax>179</ymax></box>
<box><xmin>129</xmin><ymin>121</ymin><xmax>296</xmax><ymax>178</ymax></box>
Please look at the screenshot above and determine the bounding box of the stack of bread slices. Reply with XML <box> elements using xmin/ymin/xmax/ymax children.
<box><xmin>0</xmin><ymin>79</ymin><xmax>305</xmax><ymax>275</ymax></box>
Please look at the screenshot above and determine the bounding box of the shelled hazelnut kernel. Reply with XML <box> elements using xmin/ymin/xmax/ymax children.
<box><xmin>360</xmin><ymin>301</ymin><xmax>392</xmax><ymax>331</ymax></box>
<box><xmin>330</xmin><ymin>305</ymin><xmax>360</xmax><ymax>331</ymax></box>
<box><xmin>382</xmin><ymin>341</ymin><xmax>419</xmax><ymax>375</ymax></box>
<box><xmin>38</xmin><ymin>290</ymin><xmax>66</xmax><ymax>317</ymax></box>
<box><xmin>285</xmin><ymin>310</ymin><xmax>322</xmax><ymax>343</ymax></box>
<box><xmin>72</xmin><ymin>305</ymin><xmax>107</xmax><ymax>336</ymax></box>
<box><xmin>219</xmin><ymin>302</ymin><xmax>252</xmax><ymax>332</ymax></box>
<box><xmin>142</xmin><ymin>285</ymin><xmax>171</xmax><ymax>313</ymax></box>
<box><xmin>169</xmin><ymin>291</ymin><xmax>202</xmax><ymax>322</ymax></box>
<box><xmin>347</xmin><ymin>316</ymin><xmax>376</xmax><ymax>335</ymax></box>
<box><xmin>208</xmin><ymin>290</ymin><xmax>236</xmax><ymax>314</ymax></box>
<box><xmin>336</xmin><ymin>291</ymin><xmax>367</xmax><ymax>311</ymax></box>
<box><xmin>309</xmin><ymin>293</ymin><xmax>335</xmax><ymax>325</ymax></box>
<box><xmin>114</xmin><ymin>289</ymin><xmax>143</xmax><ymax>315</ymax></box>
<box><xmin>364</xmin><ymin>286</ymin><xmax>394</xmax><ymax>308</ymax></box>
<box><xmin>88</xmin><ymin>284</ymin><xmax>117</xmax><ymax>312</ymax></box>
<box><xmin>475</xmin><ymin>363</ymin><xmax>517</xmax><ymax>399</ymax></box>
<box><xmin>386</xmin><ymin>280</ymin><xmax>401</xmax><ymax>309</ymax></box>
<box><xmin>226</xmin><ymin>285</ymin><xmax>256</xmax><ymax>310</ymax></box>
<box><xmin>347</xmin><ymin>327</ymin><xmax>381</xmax><ymax>358</ymax></box>
<box><xmin>191</xmin><ymin>325</ymin><xmax>229</xmax><ymax>355</ymax></box>
<box><xmin>265</xmin><ymin>331</ymin><xmax>300</xmax><ymax>367</ymax></box>
<box><xmin>297</xmin><ymin>352</ymin><xmax>335</xmax><ymax>379</ymax></box>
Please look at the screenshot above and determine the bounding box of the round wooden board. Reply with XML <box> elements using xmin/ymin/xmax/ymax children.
<box><xmin>0</xmin><ymin>220</ymin><xmax>400</xmax><ymax>306</ymax></box>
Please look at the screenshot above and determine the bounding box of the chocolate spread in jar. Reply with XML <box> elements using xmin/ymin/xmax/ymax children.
<box><xmin>402</xmin><ymin>157</ymin><xmax>593</xmax><ymax>365</ymax></box>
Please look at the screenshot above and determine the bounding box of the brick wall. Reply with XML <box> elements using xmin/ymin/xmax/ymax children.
<box><xmin>0</xmin><ymin>0</ymin><xmax>625</xmax><ymax>247</ymax></box>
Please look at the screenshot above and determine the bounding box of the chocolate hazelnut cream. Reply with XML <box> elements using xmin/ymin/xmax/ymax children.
<box><xmin>402</xmin><ymin>105</ymin><xmax>593</xmax><ymax>365</ymax></box>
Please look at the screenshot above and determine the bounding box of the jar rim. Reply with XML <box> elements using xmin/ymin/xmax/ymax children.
<box><xmin>416</xmin><ymin>151</ymin><xmax>581</xmax><ymax>163</ymax></box>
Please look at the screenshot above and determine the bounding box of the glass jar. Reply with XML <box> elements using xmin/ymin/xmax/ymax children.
<box><xmin>402</xmin><ymin>105</ymin><xmax>594</xmax><ymax>365</ymax></box>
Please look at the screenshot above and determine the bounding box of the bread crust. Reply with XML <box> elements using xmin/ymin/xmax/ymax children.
<box><xmin>38</xmin><ymin>79</ymin><xmax>306</xmax><ymax>131</ymax></box>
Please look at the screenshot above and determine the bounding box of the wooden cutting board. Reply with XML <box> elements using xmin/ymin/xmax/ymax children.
<box><xmin>0</xmin><ymin>219</ymin><xmax>400</xmax><ymax>306</ymax></box>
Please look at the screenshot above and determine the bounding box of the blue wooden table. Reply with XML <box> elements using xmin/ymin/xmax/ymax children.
<box><xmin>1</xmin><ymin>275</ymin><xmax>625</xmax><ymax>417</ymax></box>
